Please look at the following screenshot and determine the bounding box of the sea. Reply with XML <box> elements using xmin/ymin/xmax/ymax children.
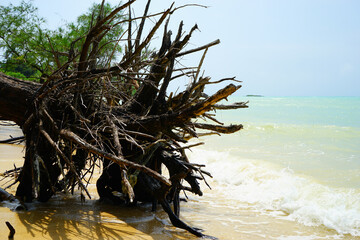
<box><xmin>0</xmin><ymin>96</ymin><xmax>359</xmax><ymax>239</ymax></box>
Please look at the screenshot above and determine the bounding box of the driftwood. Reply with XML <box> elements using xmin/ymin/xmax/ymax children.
<box><xmin>6</xmin><ymin>221</ymin><xmax>15</xmax><ymax>239</ymax></box>
<box><xmin>0</xmin><ymin>136</ymin><xmax>24</xmax><ymax>144</ymax></box>
<box><xmin>0</xmin><ymin>187</ymin><xmax>26</xmax><ymax>211</ymax></box>
<box><xmin>0</xmin><ymin>1</ymin><xmax>248</xmax><ymax>237</ymax></box>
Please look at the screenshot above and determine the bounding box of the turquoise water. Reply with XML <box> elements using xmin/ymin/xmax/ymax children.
<box><xmin>225</xmin><ymin>96</ymin><xmax>360</xmax><ymax>127</ymax></box>
<box><xmin>217</xmin><ymin>96</ymin><xmax>360</xmax><ymax>188</ymax></box>
<box><xmin>188</xmin><ymin>96</ymin><xmax>360</xmax><ymax>237</ymax></box>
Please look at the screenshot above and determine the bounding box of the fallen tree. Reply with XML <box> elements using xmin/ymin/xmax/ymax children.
<box><xmin>0</xmin><ymin>1</ymin><xmax>247</xmax><ymax>237</ymax></box>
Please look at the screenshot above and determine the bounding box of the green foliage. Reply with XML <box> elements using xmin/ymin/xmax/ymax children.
<box><xmin>0</xmin><ymin>1</ymin><xmax>124</xmax><ymax>81</ymax></box>
<box><xmin>1</xmin><ymin>70</ymin><xmax>25</xmax><ymax>79</ymax></box>
<box><xmin>0</xmin><ymin>1</ymin><xmax>45</xmax><ymax>80</ymax></box>
<box><xmin>0</xmin><ymin>57</ymin><xmax>38</xmax><ymax>77</ymax></box>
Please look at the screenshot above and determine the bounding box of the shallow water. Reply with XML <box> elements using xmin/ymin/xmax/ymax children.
<box><xmin>1</xmin><ymin>97</ymin><xmax>360</xmax><ymax>239</ymax></box>
<box><xmin>188</xmin><ymin>96</ymin><xmax>360</xmax><ymax>239</ymax></box>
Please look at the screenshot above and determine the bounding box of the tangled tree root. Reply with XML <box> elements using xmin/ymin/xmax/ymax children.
<box><xmin>0</xmin><ymin>1</ymin><xmax>248</xmax><ymax>237</ymax></box>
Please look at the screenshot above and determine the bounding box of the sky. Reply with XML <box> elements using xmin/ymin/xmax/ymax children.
<box><xmin>2</xmin><ymin>0</ymin><xmax>360</xmax><ymax>96</ymax></box>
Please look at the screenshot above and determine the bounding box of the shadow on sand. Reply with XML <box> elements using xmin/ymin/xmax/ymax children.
<box><xmin>15</xmin><ymin>196</ymin><xmax>195</xmax><ymax>240</ymax></box>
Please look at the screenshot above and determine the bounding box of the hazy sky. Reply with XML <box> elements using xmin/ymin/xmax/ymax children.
<box><xmin>2</xmin><ymin>0</ymin><xmax>360</xmax><ymax>96</ymax></box>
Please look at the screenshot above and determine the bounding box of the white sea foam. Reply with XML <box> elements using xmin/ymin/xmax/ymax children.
<box><xmin>188</xmin><ymin>148</ymin><xmax>360</xmax><ymax>236</ymax></box>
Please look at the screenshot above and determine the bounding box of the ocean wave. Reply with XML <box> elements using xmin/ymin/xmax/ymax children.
<box><xmin>188</xmin><ymin>149</ymin><xmax>360</xmax><ymax>236</ymax></box>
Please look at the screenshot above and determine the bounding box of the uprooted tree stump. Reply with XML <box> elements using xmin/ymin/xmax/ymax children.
<box><xmin>0</xmin><ymin>1</ymin><xmax>248</xmax><ymax>237</ymax></box>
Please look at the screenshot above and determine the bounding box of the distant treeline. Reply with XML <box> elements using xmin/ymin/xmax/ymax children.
<box><xmin>246</xmin><ymin>95</ymin><xmax>263</xmax><ymax>97</ymax></box>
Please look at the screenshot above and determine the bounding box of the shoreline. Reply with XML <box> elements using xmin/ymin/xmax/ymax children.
<box><xmin>1</xmin><ymin>125</ymin><xmax>360</xmax><ymax>239</ymax></box>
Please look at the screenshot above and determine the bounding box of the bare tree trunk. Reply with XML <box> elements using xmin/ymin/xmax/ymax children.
<box><xmin>0</xmin><ymin>72</ymin><xmax>40</xmax><ymax>126</ymax></box>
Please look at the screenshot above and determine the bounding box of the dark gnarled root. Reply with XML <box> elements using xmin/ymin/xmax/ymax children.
<box><xmin>160</xmin><ymin>199</ymin><xmax>204</xmax><ymax>237</ymax></box>
<box><xmin>6</xmin><ymin>221</ymin><xmax>15</xmax><ymax>239</ymax></box>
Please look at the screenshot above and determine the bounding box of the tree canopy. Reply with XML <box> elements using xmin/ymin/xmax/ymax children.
<box><xmin>0</xmin><ymin>1</ymin><xmax>125</xmax><ymax>81</ymax></box>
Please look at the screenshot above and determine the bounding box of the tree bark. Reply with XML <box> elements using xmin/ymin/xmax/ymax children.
<box><xmin>0</xmin><ymin>73</ymin><xmax>40</xmax><ymax>126</ymax></box>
